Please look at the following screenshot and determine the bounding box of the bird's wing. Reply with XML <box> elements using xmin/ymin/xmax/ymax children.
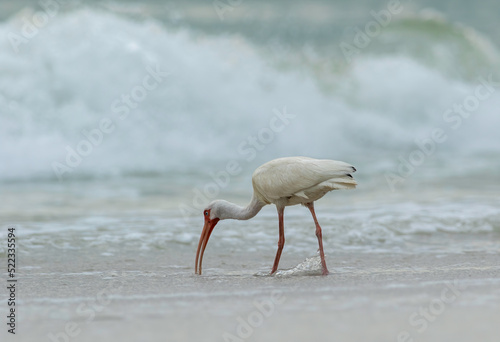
<box><xmin>252</xmin><ymin>157</ymin><xmax>356</xmax><ymax>203</ymax></box>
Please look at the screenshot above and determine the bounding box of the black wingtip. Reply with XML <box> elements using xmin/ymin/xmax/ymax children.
<box><xmin>352</xmin><ymin>166</ymin><xmax>356</xmax><ymax>172</ymax></box>
<box><xmin>345</xmin><ymin>173</ymin><xmax>353</xmax><ymax>178</ymax></box>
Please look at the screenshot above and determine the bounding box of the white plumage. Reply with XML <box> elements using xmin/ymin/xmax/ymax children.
<box><xmin>252</xmin><ymin>156</ymin><xmax>357</xmax><ymax>206</ymax></box>
<box><xmin>195</xmin><ymin>156</ymin><xmax>357</xmax><ymax>275</ymax></box>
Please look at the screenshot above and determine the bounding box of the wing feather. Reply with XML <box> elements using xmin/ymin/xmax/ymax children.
<box><xmin>252</xmin><ymin>157</ymin><xmax>356</xmax><ymax>204</ymax></box>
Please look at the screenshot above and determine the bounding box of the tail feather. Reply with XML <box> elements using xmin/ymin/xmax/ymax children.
<box><xmin>321</xmin><ymin>161</ymin><xmax>357</xmax><ymax>190</ymax></box>
<box><xmin>326</xmin><ymin>176</ymin><xmax>357</xmax><ymax>190</ymax></box>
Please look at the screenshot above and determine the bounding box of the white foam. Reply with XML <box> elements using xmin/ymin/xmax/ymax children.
<box><xmin>1</xmin><ymin>9</ymin><xmax>499</xmax><ymax>181</ymax></box>
<box><xmin>273</xmin><ymin>255</ymin><xmax>324</xmax><ymax>277</ymax></box>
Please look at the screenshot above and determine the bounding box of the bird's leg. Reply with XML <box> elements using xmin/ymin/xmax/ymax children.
<box><xmin>271</xmin><ymin>206</ymin><xmax>285</xmax><ymax>275</ymax></box>
<box><xmin>305</xmin><ymin>202</ymin><xmax>329</xmax><ymax>275</ymax></box>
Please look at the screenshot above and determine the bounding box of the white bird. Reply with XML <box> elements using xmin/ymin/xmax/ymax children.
<box><xmin>195</xmin><ymin>156</ymin><xmax>357</xmax><ymax>275</ymax></box>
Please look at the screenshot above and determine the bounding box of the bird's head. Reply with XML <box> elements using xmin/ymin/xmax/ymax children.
<box><xmin>195</xmin><ymin>201</ymin><xmax>223</xmax><ymax>275</ymax></box>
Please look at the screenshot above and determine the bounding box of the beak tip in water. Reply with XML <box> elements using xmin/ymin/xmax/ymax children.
<box><xmin>195</xmin><ymin>218</ymin><xmax>219</xmax><ymax>276</ymax></box>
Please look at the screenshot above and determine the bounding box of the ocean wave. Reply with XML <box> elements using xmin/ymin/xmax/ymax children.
<box><xmin>1</xmin><ymin>8</ymin><xmax>499</xmax><ymax>182</ymax></box>
<box><xmin>3</xmin><ymin>200</ymin><xmax>498</xmax><ymax>256</ymax></box>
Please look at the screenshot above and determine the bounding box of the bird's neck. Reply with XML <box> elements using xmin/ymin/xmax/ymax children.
<box><xmin>221</xmin><ymin>194</ymin><xmax>265</xmax><ymax>221</ymax></box>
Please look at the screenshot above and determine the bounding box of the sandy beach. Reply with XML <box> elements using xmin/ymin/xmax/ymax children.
<box><xmin>6</xmin><ymin>246</ymin><xmax>499</xmax><ymax>342</ymax></box>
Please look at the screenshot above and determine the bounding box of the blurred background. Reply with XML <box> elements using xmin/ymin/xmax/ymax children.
<box><xmin>1</xmin><ymin>0</ymin><xmax>500</xmax><ymax>257</ymax></box>
<box><xmin>1</xmin><ymin>0</ymin><xmax>499</xmax><ymax>254</ymax></box>
<box><xmin>1</xmin><ymin>0</ymin><xmax>499</xmax><ymax>192</ymax></box>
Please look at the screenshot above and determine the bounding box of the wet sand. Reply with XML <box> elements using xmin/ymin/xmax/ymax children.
<box><xmin>5</xmin><ymin>247</ymin><xmax>500</xmax><ymax>342</ymax></box>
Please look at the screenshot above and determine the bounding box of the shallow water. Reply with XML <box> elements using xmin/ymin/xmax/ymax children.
<box><xmin>2</xmin><ymin>177</ymin><xmax>499</xmax><ymax>267</ymax></box>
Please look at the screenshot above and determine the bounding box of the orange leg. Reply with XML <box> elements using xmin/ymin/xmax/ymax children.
<box><xmin>271</xmin><ymin>206</ymin><xmax>285</xmax><ymax>274</ymax></box>
<box><xmin>306</xmin><ymin>202</ymin><xmax>329</xmax><ymax>275</ymax></box>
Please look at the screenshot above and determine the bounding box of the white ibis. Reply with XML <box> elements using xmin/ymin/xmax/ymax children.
<box><xmin>195</xmin><ymin>156</ymin><xmax>357</xmax><ymax>275</ymax></box>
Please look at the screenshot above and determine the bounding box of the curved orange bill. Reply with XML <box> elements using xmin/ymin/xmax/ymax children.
<box><xmin>195</xmin><ymin>218</ymin><xmax>219</xmax><ymax>274</ymax></box>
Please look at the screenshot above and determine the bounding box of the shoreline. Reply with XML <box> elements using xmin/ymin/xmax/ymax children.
<box><xmin>4</xmin><ymin>250</ymin><xmax>499</xmax><ymax>342</ymax></box>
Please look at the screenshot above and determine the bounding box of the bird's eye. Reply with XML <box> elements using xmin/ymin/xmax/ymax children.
<box><xmin>204</xmin><ymin>211</ymin><xmax>208</xmax><ymax>216</ymax></box>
